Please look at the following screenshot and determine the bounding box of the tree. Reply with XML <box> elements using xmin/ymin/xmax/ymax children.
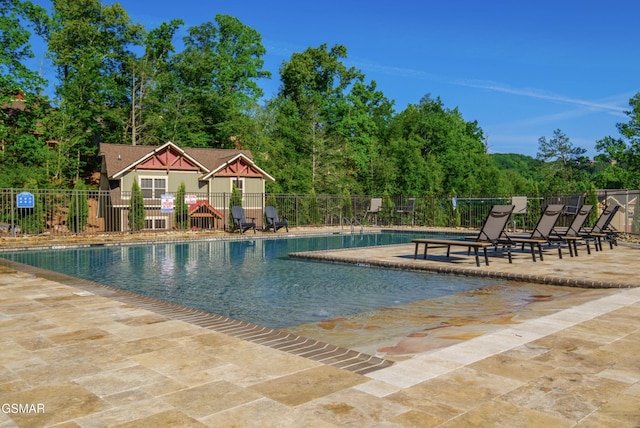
<box><xmin>595</xmin><ymin>92</ymin><xmax>640</xmax><ymax>189</ymax></box>
<box><xmin>584</xmin><ymin>183</ymin><xmax>599</xmax><ymax>228</ymax></box>
<box><xmin>47</xmin><ymin>0</ymin><xmax>144</xmax><ymax>180</ymax></box>
<box><xmin>163</xmin><ymin>14</ymin><xmax>270</xmax><ymax>147</ymax></box>
<box><xmin>0</xmin><ymin>0</ymin><xmax>52</xmax><ymax>187</ymax></box>
<box><xmin>536</xmin><ymin>129</ymin><xmax>588</xmax><ymax>193</ymax></box>
<box><xmin>174</xmin><ymin>182</ymin><xmax>188</xmax><ymax>230</ymax></box>
<box><xmin>128</xmin><ymin>180</ymin><xmax>145</xmax><ymax>232</ymax></box>
<box><xmin>0</xmin><ymin>98</ymin><xmax>53</xmax><ymax>187</ymax></box>
<box><xmin>129</xmin><ymin>19</ymin><xmax>184</xmax><ymax>146</ymax></box>
<box><xmin>537</xmin><ymin>128</ymin><xmax>586</xmax><ymax>165</ymax></box>
<box><xmin>387</xmin><ymin>96</ymin><xmax>498</xmax><ymax>196</ymax></box>
<box><xmin>276</xmin><ymin>43</ymin><xmax>389</xmax><ymax>194</ymax></box>
<box><xmin>0</xmin><ymin>0</ymin><xmax>48</xmax><ymax>99</ymax></box>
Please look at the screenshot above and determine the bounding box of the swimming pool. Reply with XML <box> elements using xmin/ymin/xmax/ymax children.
<box><xmin>1</xmin><ymin>233</ymin><xmax>503</xmax><ymax>328</ymax></box>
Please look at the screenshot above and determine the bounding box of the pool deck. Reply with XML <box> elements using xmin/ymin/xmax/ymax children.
<box><xmin>1</xmin><ymin>229</ymin><xmax>639</xmax><ymax>426</ymax></box>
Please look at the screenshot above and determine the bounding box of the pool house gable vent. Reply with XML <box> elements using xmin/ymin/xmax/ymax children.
<box><xmin>202</xmin><ymin>153</ymin><xmax>275</xmax><ymax>182</ymax></box>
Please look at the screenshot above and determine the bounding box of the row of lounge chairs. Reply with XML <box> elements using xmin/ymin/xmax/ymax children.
<box><xmin>412</xmin><ymin>203</ymin><xmax>620</xmax><ymax>267</ymax></box>
<box><xmin>231</xmin><ymin>205</ymin><xmax>289</xmax><ymax>234</ymax></box>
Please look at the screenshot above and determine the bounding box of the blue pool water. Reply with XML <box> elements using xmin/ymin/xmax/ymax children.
<box><xmin>1</xmin><ymin>233</ymin><xmax>502</xmax><ymax>328</ymax></box>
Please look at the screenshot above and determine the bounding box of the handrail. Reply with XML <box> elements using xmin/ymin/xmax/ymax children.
<box><xmin>351</xmin><ymin>217</ymin><xmax>363</xmax><ymax>234</ymax></box>
<box><xmin>341</xmin><ymin>216</ymin><xmax>364</xmax><ymax>234</ymax></box>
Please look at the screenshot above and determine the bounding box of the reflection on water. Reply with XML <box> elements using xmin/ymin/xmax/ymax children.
<box><xmin>1</xmin><ymin>233</ymin><xmax>503</xmax><ymax>329</ymax></box>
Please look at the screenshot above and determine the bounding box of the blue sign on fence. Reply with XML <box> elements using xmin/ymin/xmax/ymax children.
<box><xmin>16</xmin><ymin>192</ymin><xmax>35</xmax><ymax>208</ymax></box>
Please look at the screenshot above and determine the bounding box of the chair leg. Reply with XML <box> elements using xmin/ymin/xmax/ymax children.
<box><xmin>529</xmin><ymin>243</ymin><xmax>537</xmax><ymax>262</ymax></box>
<box><xmin>472</xmin><ymin>247</ymin><xmax>480</xmax><ymax>267</ymax></box>
<box><xmin>482</xmin><ymin>248</ymin><xmax>489</xmax><ymax>266</ymax></box>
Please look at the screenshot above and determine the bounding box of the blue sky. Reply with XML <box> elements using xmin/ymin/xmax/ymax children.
<box><xmin>30</xmin><ymin>0</ymin><xmax>639</xmax><ymax>158</ymax></box>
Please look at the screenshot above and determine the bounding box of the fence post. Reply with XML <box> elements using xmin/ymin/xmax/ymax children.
<box><xmin>10</xmin><ymin>188</ymin><xmax>15</xmax><ymax>237</ymax></box>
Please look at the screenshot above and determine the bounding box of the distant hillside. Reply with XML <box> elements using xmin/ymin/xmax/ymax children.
<box><xmin>490</xmin><ymin>153</ymin><xmax>544</xmax><ymax>182</ymax></box>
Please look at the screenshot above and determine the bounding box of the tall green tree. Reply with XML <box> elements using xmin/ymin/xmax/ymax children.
<box><xmin>595</xmin><ymin>92</ymin><xmax>640</xmax><ymax>189</ymax></box>
<box><xmin>0</xmin><ymin>0</ymin><xmax>48</xmax><ymax>98</ymax></box>
<box><xmin>0</xmin><ymin>0</ymin><xmax>52</xmax><ymax>187</ymax></box>
<box><xmin>163</xmin><ymin>14</ymin><xmax>270</xmax><ymax>147</ymax></box>
<box><xmin>128</xmin><ymin>180</ymin><xmax>145</xmax><ymax>231</ymax></box>
<box><xmin>279</xmin><ymin>44</ymin><xmax>359</xmax><ymax>193</ymax></box>
<box><xmin>47</xmin><ymin>0</ymin><xmax>144</xmax><ymax>179</ymax></box>
<box><xmin>129</xmin><ymin>19</ymin><xmax>183</xmax><ymax>146</ymax></box>
<box><xmin>276</xmin><ymin>43</ymin><xmax>387</xmax><ymax>194</ymax></box>
<box><xmin>536</xmin><ymin>128</ymin><xmax>588</xmax><ymax>193</ymax></box>
<box><xmin>333</xmin><ymin>80</ymin><xmax>394</xmax><ymax>194</ymax></box>
<box><xmin>387</xmin><ymin>96</ymin><xmax>501</xmax><ymax>196</ymax></box>
<box><xmin>174</xmin><ymin>181</ymin><xmax>188</xmax><ymax>229</ymax></box>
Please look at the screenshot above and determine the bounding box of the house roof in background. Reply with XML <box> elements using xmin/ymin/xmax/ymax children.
<box><xmin>99</xmin><ymin>142</ymin><xmax>258</xmax><ymax>179</ymax></box>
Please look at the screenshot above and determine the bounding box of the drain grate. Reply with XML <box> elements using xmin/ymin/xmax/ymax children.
<box><xmin>1</xmin><ymin>259</ymin><xmax>393</xmax><ymax>375</ymax></box>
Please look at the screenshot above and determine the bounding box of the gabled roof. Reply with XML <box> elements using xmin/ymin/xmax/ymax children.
<box><xmin>202</xmin><ymin>152</ymin><xmax>275</xmax><ymax>182</ymax></box>
<box><xmin>188</xmin><ymin>200</ymin><xmax>223</xmax><ymax>218</ymax></box>
<box><xmin>100</xmin><ymin>142</ymin><xmax>273</xmax><ymax>181</ymax></box>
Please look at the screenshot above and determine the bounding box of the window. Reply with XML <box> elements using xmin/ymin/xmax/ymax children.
<box><xmin>232</xmin><ymin>178</ymin><xmax>245</xmax><ymax>203</ymax></box>
<box><xmin>140</xmin><ymin>177</ymin><xmax>166</xmax><ymax>199</ymax></box>
<box><xmin>232</xmin><ymin>178</ymin><xmax>244</xmax><ymax>193</ymax></box>
<box><xmin>145</xmin><ymin>217</ymin><xmax>167</xmax><ymax>230</ymax></box>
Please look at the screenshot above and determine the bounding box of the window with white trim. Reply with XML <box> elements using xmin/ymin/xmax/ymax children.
<box><xmin>140</xmin><ymin>177</ymin><xmax>166</xmax><ymax>199</ymax></box>
<box><xmin>232</xmin><ymin>178</ymin><xmax>245</xmax><ymax>202</ymax></box>
<box><xmin>232</xmin><ymin>178</ymin><xmax>244</xmax><ymax>193</ymax></box>
<box><xmin>145</xmin><ymin>216</ymin><xmax>167</xmax><ymax>230</ymax></box>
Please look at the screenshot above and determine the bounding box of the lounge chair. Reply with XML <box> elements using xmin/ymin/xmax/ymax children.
<box><xmin>580</xmin><ymin>204</ymin><xmax>620</xmax><ymax>251</ymax></box>
<box><xmin>562</xmin><ymin>194</ymin><xmax>584</xmax><ymax>216</ymax></box>
<box><xmin>265</xmin><ymin>206</ymin><xmax>288</xmax><ymax>233</ymax></box>
<box><xmin>366</xmin><ymin>198</ymin><xmax>382</xmax><ymax>224</ymax></box>
<box><xmin>412</xmin><ymin>204</ymin><xmax>514</xmax><ymax>267</ymax></box>
<box><xmin>549</xmin><ymin>205</ymin><xmax>594</xmax><ymax>256</ymax></box>
<box><xmin>501</xmin><ymin>204</ymin><xmax>565</xmax><ymax>261</ymax></box>
<box><xmin>231</xmin><ymin>206</ymin><xmax>256</xmax><ymax>234</ymax></box>
<box><xmin>396</xmin><ymin>198</ymin><xmax>416</xmax><ymax>225</ymax></box>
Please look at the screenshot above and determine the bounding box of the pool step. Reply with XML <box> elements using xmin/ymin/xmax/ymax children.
<box><xmin>112</xmin><ymin>292</ymin><xmax>394</xmax><ymax>375</ymax></box>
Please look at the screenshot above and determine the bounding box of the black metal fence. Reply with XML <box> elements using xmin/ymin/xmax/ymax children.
<box><xmin>0</xmin><ymin>188</ymin><xmax>637</xmax><ymax>237</ymax></box>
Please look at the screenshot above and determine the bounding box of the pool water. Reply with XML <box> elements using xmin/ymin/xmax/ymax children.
<box><xmin>1</xmin><ymin>233</ymin><xmax>503</xmax><ymax>329</ymax></box>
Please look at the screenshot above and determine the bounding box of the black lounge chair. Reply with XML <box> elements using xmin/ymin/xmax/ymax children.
<box><xmin>231</xmin><ymin>206</ymin><xmax>256</xmax><ymax>234</ymax></box>
<box><xmin>265</xmin><ymin>206</ymin><xmax>288</xmax><ymax>232</ymax></box>
<box><xmin>501</xmin><ymin>204</ymin><xmax>565</xmax><ymax>261</ymax></box>
<box><xmin>580</xmin><ymin>204</ymin><xmax>620</xmax><ymax>251</ymax></box>
<box><xmin>549</xmin><ymin>205</ymin><xmax>594</xmax><ymax>256</ymax></box>
<box><xmin>413</xmin><ymin>204</ymin><xmax>515</xmax><ymax>267</ymax></box>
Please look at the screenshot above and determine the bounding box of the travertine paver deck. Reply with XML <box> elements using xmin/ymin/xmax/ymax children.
<box><xmin>0</xmin><ymin>233</ymin><xmax>639</xmax><ymax>426</ymax></box>
<box><xmin>289</xmin><ymin>240</ymin><xmax>640</xmax><ymax>288</ymax></box>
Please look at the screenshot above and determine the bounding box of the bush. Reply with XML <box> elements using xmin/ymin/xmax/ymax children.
<box><xmin>128</xmin><ymin>181</ymin><xmax>145</xmax><ymax>232</ymax></box>
<box><xmin>175</xmin><ymin>182</ymin><xmax>188</xmax><ymax>230</ymax></box>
